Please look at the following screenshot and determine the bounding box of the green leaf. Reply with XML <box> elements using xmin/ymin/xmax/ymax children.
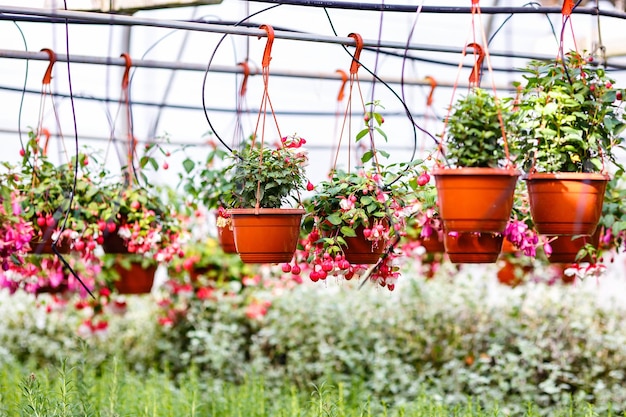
<box><xmin>356</xmin><ymin>129</ymin><xmax>369</xmax><ymax>142</ymax></box>
<box><xmin>182</xmin><ymin>158</ymin><xmax>195</xmax><ymax>174</ymax></box>
<box><xmin>340</xmin><ymin>226</ymin><xmax>357</xmax><ymax>237</ymax></box>
<box><xmin>326</xmin><ymin>213</ymin><xmax>342</xmax><ymax>226</ymax></box>
<box><xmin>361</xmin><ymin>151</ymin><xmax>374</xmax><ymax>163</ymax></box>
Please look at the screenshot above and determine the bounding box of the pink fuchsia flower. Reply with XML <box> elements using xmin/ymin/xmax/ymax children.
<box><xmin>245</xmin><ymin>299</ymin><xmax>271</xmax><ymax>320</ymax></box>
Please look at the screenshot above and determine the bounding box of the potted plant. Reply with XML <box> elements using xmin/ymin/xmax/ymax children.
<box><xmin>434</xmin><ymin>87</ymin><xmax>520</xmax><ymax>234</ymax></box>
<box><xmin>0</xmin><ymin>184</ymin><xmax>33</xmax><ymax>272</ymax></box>
<box><xmin>226</xmin><ymin>134</ymin><xmax>309</xmax><ymax>264</ymax></box>
<box><xmin>4</xmin><ymin>131</ymin><xmax>91</xmax><ymax>255</ymax></box>
<box><xmin>181</xmin><ymin>144</ymin><xmax>238</xmax><ymax>253</ymax></box>
<box><xmin>512</xmin><ymin>50</ymin><xmax>626</xmax><ymax>236</ymax></box>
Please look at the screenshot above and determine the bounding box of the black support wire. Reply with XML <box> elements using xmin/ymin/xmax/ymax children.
<box><xmin>248</xmin><ymin>0</ymin><xmax>626</xmax><ymax>18</ymax></box>
<box><xmin>0</xmin><ymin>82</ymin><xmax>430</xmax><ymax>118</ymax></box>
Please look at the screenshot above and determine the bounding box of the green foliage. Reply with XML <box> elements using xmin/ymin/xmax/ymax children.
<box><xmin>445</xmin><ymin>88</ymin><xmax>513</xmax><ymax>168</ymax></box>
<box><xmin>229</xmin><ymin>138</ymin><xmax>308</xmax><ymax>209</ymax></box>
<box><xmin>180</xmin><ymin>145</ymin><xmax>236</xmax><ymax>212</ymax></box>
<box><xmin>3</xmin><ymin>273</ymin><xmax>626</xmax><ymax>415</ymax></box>
<box><xmin>303</xmin><ymin>166</ymin><xmax>410</xmax><ymax>258</ymax></box>
<box><xmin>512</xmin><ymin>51</ymin><xmax>626</xmax><ymax>173</ymax></box>
<box><xmin>0</xmin><ymin>355</ymin><xmax>617</xmax><ymax>416</ymax></box>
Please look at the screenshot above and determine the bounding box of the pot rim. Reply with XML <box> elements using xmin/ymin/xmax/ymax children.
<box><xmin>432</xmin><ymin>167</ymin><xmax>520</xmax><ymax>177</ymax></box>
<box><xmin>523</xmin><ymin>172</ymin><xmax>610</xmax><ymax>181</ymax></box>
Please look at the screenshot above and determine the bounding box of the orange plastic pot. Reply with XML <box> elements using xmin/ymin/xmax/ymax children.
<box><xmin>546</xmin><ymin>231</ymin><xmax>600</xmax><ymax>264</ymax></box>
<box><xmin>343</xmin><ymin>226</ymin><xmax>387</xmax><ymax>264</ymax></box>
<box><xmin>102</xmin><ymin>231</ymin><xmax>128</xmax><ymax>254</ymax></box>
<box><xmin>524</xmin><ymin>172</ymin><xmax>608</xmax><ymax>236</ymax></box>
<box><xmin>433</xmin><ymin>167</ymin><xmax>519</xmax><ymax>233</ymax></box>
<box><xmin>230</xmin><ymin>208</ymin><xmax>304</xmax><ymax>264</ymax></box>
<box><xmin>113</xmin><ymin>262</ymin><xmax>157</xmax><ymax>295</ymax></box>
<box><xmin>217</xmin><ymin>225</ymin><xmax>237</xmax><ymax>254</ymax></box>
<box><xmin>420</xmin><ymin>234</ymin><xmax>445</xmax><ymax>253</ymax></box>
<box><xmin>497</xmin><ymin>259</ymin><xmax>532</xmax><ymax>287</ymax></box>
<box><xmin>444</xmin><ymin>232</ymin><xmax>503</xmax><ymax>264</ymax></box>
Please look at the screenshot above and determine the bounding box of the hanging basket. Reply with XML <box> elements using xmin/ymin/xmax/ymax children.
<box><xmin>497</xmin><ymin>259</ymin><xmax>532</xmax><ymax>287</ymax></box>
<box><xmin>230</xmin><ymin>208</ymin><xmax>304</xmax><ymax>264</ymax></box>
<box><xmin>420</xmin><ymin>233</ymin><xmax>445</xmax><ymax>253</ymax></box>
<box><xmin>113</xmin><ymin>261</ymin><xmax>157</xmax><ymax>295</ymax></box>
<box><xmin>524</xmin><ymin>172</ymin><xmax>608</xmax><ymax>236</ymax></box>
<box><xmin>546</xmin><ymin>231</ymin><xmax>600</xmax><ymax>264</ymax></box>
<box><xmin>444</xmin><ymin>232</ymin><xmax>503</xmax><ymax>264</ymax></box>
<box><xmin>433</xmin><ymin>167</ymin><xmax>519</xmax><ymax>233</ymax></box>
<box><xmin>342</xmin><ymin>225</ymin><xmax>387</xmax><ymax>265</ymax></box>
<box><xmin>217</xmin><ymin>225</ymin><xmax>237</xmax><ymax>254</ymax></box>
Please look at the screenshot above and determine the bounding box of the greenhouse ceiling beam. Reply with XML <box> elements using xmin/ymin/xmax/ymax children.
<box><xmin>0</xmin><ymin>127</ymin><xmax>419</xmax><ymax>150</ymax></box>
<box><xmin>0</xmin><ymin>5</ymin><xmax>619</xmax><ymax>59</ymax></box>
<box><xmin>0</xmin><ymin>83</ymin><xmax>433</xmax><ymax>118</ymax></box>
<box><xmin>0</xmin><ymin>48</ymin><xmax>515</xmax><ymax>90</ymax></box>
<box><xmin>248</xmin><ymin>0</ymin><xmax>626</xmax><ymax>19</ymax></box>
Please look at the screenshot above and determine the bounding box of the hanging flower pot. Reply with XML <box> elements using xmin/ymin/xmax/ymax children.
<box><xmin>217</xmin><ymin>224</ymin><xmax>237</xmax><ymax>254</ymax></box>
<box><xmin>230</xmin><ymin>208</ymin><xmax>304</xmax><ymax>264</ymax></box>
<box><xmin>113</xmin><ymin>260</ymin><xmax>157</xmax><ymax>295</ymax></box>
<box><xmin>444</xmin><ymin>231</ymin><xmax>503</xmax><ymax>264</ymax></box>
<box><xmin>433</xmin><ymin>167</ymin><xmax>519</xmax><ymax>233</ymax></box>
<box><xmin>546</xmin><ymin>231</ymin><xmax>600</xmax><ymax>264</ymax></box>
<box><xmin>341</xmin><ymin>225</ymin><xmax>387</xmax><ymax>265</ymax></box>
<box><xmin>524</xmin><ymin>172</ymin><xmax>608</xmax><ymax>236</ymax></box>
<box><xmin>420</xmin><ymin>234</ymin><xmax>445</xmax><ymax>254</ymax></box>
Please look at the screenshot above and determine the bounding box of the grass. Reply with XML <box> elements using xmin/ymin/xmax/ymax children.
<box><xmin>0</xmin><ymin>357</ymin><xmax>623</xmax><ymax>417</ymax></box>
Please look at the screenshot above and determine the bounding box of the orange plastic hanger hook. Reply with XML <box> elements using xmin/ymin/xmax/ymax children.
<box><xmin>237</xmin><ymin>61</ymin><xmax>250</xmax><ymax>97</ymax></box>
<box><xmin>41</xmin><ymin>48</ymin><xmax>56</xmax><ymax>85</ymax></box>
<box><xmin>466</xmin><ymin>43</ymin><xmax>485</xmax><ymax>85</ymax></box>
<box><xmin>336</xmin><ymin>69</ymin><xmax>348</xmax><ymax>102</ymax></box>
<box><xmin>121</xmin><ymin>53</ymin><xmax>132</xmax><ymax>90</ymax></box>
<box><xmin>258</xmin><ymin>24</ymin><xmax>275</xmax><ymax>69</ymax></box>
<box><xmin>347</xmin><ymin>33</ymin><xmax>364</xmax><ymax>75</ymax></box>
<box><xmin>40</xmin><ymin>128</ymin><xmax>51</xmax><ymax>157</ymax></box>
<box><xmin>562</xmin><ymin>0</ymin><xmax>574</xmax><ymax>16</ymax></box>
<box><xmin>424</xmin><ymin>75</ymin><xmax>437</xmax><ymax>106</ymax></box>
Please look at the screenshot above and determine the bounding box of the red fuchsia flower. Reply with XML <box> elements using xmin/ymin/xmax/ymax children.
<box><xmin>306</xmin><ymin>181</ymin><xmax>315</xmax><ymax>191</ymax></box>
<box><xmin>196</xmin><ymin>286</ymin><xmax>214</xmax><ymax>300</ymax></box>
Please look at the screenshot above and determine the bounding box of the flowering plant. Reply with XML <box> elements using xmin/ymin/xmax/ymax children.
<box><xmin>0</xmin><ymin>186</ymin><xmax>33</xmax><ymax>271</ymax></box>
<box><xmin>298</xmin><ymin>164</ymin><xmax>411</xmax><ymax>289</ymax></box>
<box><xmin>228</xmin><ymin>134</ymin><xmax>309</xmax><ymax>209</ymax></box>
<box><xmin>512</xmin><ymin>51</ymin><xmax>626</xmax><ymax>173</ymax></box>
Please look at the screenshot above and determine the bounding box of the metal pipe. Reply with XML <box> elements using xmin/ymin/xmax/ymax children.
<box><xmin>247</xmin><ymin>0</ymin><xmax>626</xmax><ymax>19</ymax></box>
<box><xmin>0</xmin><ymin>83</ymin><xmax>433</xmax><ymax>118</ymax></box>
<box><xmin>0</xmin><ymin>48</ymin><xmax>517</xmax><ymax>89</ymax></box>
<box><xmin>2</xmin><ymin>4</ymin><xmax>625</xmax><ymax>54</ymax></box>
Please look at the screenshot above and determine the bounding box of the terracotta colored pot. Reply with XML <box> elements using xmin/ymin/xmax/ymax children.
<box><xmin>217</xmin><ymin>225</ymin><xmax>237</xmax><ymax>254</ymax></box>
<box><xmin>546</xmin><ymin>231</ymin><xmax>600</xmax><ymax>264</ymax></box>
<box><xmin>113</xmin><ymin>261</ymin><xmax>157</xmax><ymax>295</ymax></box>
<box><xmin>444</xmin><ymin>232</ymin><xmax>503</xmax><ymax>264</ymax></box>
<box><xmin>420</xmin><ymin>234</ymin><xmax>445</xmax><ymax>253</ymax></box>
<box><xmin>343</xmin><ymin>226</ymin><xmax>387</xmax><ymax>264</ymax></box>
<box><xmin>230</xmin><ymin>208</ymin><xmax>304</xmax><ymax>264</ymax></box>
<box><xmin>501</xmin><ymin>237</ymin><xmax>517</xmax><ymax>254</ymax></box>
<box><xmin>433</xmin><ymin>167</ymin><xmax>519</xmax><ymax>233</ymax></box>
<box><xmin>497</xmin><ymin>259</ymin><xmax>532</xmax><ymax>287</ymax></box>
<box><xmin>524</xmin><ymin>172</ymin><xmax>608</xmax><ymax>236</ymax></box>
<box><xmin>102</xmin><ymin>231</ymin><xmax>128</xmax><ymax>254</ymax></box>
<box><xmin>30</xmin><ymin>237</ymin><xmax>71</xmax><ymax>255</ymax></box>
<box><xmin>30</xmin><ymin>225</ymin><xmax>71</xmax><ymax>255</ymax></box>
